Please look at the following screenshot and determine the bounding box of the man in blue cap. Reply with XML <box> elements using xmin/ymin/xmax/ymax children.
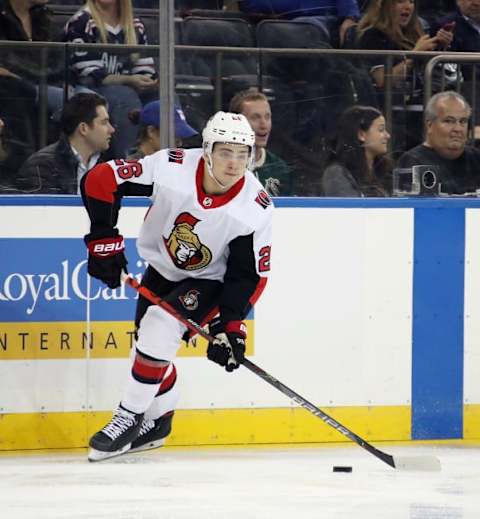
<box><xmin>128</xmin><ymin>101</ymin><xmax>198</xmax><ymax>159</ymax></box>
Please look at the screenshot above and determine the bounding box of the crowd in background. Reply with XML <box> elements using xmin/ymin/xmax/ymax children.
<box><xmin>1</xmin><ymin>0</ymin><xmax>480</xmax><ymax>197</ymax></box>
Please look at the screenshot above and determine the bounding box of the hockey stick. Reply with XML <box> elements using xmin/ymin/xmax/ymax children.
<box><xmin>121</xmin><ymin>273</ymin><xmax>441</xmax><ymax>472</ymax></box>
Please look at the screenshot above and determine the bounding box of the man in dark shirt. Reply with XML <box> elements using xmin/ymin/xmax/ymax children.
<box><xmin>397</xmin><ymin>91</ymin><xmax>480</xmax><ymax>195</ymax></box>
<box><xmin>432</xmin><ymin>0</ymin><xmax>480</xmax><ymax>56</ymax></box>
<box><xmin>16</xmin><ymin>93</ymin><xmax>114</xmax><ymax>194</ymax></box>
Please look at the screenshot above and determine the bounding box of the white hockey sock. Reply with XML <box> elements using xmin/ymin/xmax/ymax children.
<box><xmin>121</xmin><ymin>375</ymin><xmax>161</xmax><ymax>415</ymax></box>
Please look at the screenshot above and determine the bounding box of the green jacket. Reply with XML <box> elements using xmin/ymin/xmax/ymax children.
<box><xmin>253</xmin><ymin>149</ymin><xmax>292</xmax><ymax>196</ymax></box>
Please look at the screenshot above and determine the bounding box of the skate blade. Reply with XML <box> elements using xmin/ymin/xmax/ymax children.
<box><xmin>88</xmin><ymin>443</ymin><xmax>132</xmax><ymax>462</ymax></box>
<box><xmin>129</xmin><ymin>438</ymin><xmax>165</xmax><ymax>454</ymax></box>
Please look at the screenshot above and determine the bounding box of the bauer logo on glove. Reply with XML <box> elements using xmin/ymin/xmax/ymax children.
<box><xmin>84</xmin><ymin>232</ymin><xmax>128</xmax><ymax>289</ymax></box>
<box><xmin>88</xmin><ymin>236</ymin><xmax>125</xmax><ymax>257</ymax></box>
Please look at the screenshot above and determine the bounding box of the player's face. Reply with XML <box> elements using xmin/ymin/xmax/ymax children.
<box><xmin>210</xmin><ymin>143</ymin><xmax>250</xmax><ymax>189</ymax></box>
<box><xmin>85</xmin><ymin>106</ymin><xmax>115</xmax><ymax>152</ymax></box>
<box><xmin>360</xmin><ymin>116</ymin><xmax>390</xmax><ymax>158</ymax></box>
<box><xmin>240</xmin><ymin>100</ymin><xmax>272</xmax><ymax>149</ymax></box>
<box><xmin>457</xmin><ymin>0</ymin><xmax>480</xmax><ymax>23</ymax></box>
<box><xmin>392</xmin><ymin>0</ymin><xmax>414</xmax><ymax>28</ymax></box>
<box><xmin>426</xmin><ymin>98</ymin><xmax>470</xmax><ymax>159</ymax></box>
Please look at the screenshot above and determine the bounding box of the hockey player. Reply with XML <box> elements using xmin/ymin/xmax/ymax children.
<box><xmin>81</xmin><ymin>111</ymin><xmax>273</xmax><ymax>461</ymax></box>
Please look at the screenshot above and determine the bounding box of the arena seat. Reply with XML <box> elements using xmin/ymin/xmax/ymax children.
<box><xmin>180</xmin><ymin>16</ymin><xmax>262</xmax><ymax>109</ymax></box>
<box><xmin>256</xmin><ymin>18</ymin><xmax>377</xmax><ymax>149</ymax></box>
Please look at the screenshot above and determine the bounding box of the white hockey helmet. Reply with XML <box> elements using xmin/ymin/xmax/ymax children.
<box><xmin>202</xmin><ymin>111</ymin><xmax>255</xmax><ymax>162</ymax></box>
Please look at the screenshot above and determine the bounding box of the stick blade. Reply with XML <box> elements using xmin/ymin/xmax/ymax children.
<box><xmin>393</xmin><ymin>455</ymin><xmax>441</xmax><ymax>472</ymax></box>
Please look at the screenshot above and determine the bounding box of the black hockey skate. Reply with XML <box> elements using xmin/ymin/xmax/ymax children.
<box><xmin>88</xmin><ymin>405</ymin><xmax>144</xmax><ymax>462</ymax></box>
<box><xmin>129</xmin><ymin>411</ymin><xmax>174</xmax><ymax>453</ymax></box>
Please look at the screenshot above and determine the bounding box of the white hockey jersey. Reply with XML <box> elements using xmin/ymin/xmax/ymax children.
<box><xmin>82</xmin><ymin>148</ymin><xmax>273</xmax><ymax>320</ymax></box>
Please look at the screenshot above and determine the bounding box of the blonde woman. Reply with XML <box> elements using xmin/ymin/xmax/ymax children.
<box><xmin>63</xmin><ymin>0</ymin><xmax>157</xmax><ymax>158</ymax></box>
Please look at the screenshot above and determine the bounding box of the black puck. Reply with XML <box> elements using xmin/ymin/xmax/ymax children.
<box><xmin>333</xmin><ymin>466</ymin><xmax>352</xmax><ymax>472</ymax></box>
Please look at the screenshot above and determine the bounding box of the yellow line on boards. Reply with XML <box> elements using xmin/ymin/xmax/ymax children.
<box><xmin>0</xmin><ymin>405</ymin><xmax>411</xmax><ymax>451</ymax></box>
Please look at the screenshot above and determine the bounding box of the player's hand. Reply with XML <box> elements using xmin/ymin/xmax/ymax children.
<box><xmin>84</xmin><ymin>232</ymin><xmax>128</xmax><ymax>289</ymax></box>
<box><xmin>207</xmin><ymin>318</ymin><xmax>246</xmax><ymax>372</ymax></box>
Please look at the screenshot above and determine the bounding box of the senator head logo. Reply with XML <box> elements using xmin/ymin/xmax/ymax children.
<box><xmin>164</xmin><ymin>212</ymin><xmax>212</xmax><ymax>271</ymax></box>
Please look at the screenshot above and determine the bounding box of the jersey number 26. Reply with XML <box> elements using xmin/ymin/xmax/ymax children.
<box><xmin>114</xmin><ymin>159</ymin><xmax>143</xmax><ymax>180</ymax></box>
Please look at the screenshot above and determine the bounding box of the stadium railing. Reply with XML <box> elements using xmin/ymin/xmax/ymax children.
<box><xmin>0</xmin><ymin>39</ymin><xmax>479</xmax><ymax>195</ymax></box>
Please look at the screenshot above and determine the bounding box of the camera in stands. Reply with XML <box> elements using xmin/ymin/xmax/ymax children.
<box><xmin>392</xmin><ymin>165</ymin><xmax>441</xmax><ymax>196</ymax></box>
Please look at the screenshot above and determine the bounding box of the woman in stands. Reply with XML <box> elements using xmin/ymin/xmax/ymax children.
<box><xmin>355</xmin><ymin>0</ymin><xmax>453</xmax><ymax>153</ymax></box>
<box><xmin>63</xmin><ymin>0</ymin><xmax>157</xmax><ymax>158</ymax></box>
<box><xmin>356</xmin><ymin>0</ymin><xmax>452</xmax><ymax>89</ymax></box>
<box><xmin>322</xmin><ymin>105</ymin><xmax>392</xmax><ymax>197</ymax></box>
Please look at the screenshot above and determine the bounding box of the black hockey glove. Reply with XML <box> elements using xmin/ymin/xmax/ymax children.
<box><xmin>207</xmin><ymin>318</ymin><xmax>246</xmax><ymax>372</ymax></box>
<box><xmin>84</xmin><ymin>232</ymin><xmax>128</xmax><ymax>289</ymax></box>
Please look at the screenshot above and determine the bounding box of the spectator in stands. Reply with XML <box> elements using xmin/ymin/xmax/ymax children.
<box><xmin>397</xmin><ymin>91</ymin><xmax>480</xmax><ymax>195</ymax></box>
<box><xmin>224</xmin><ymin>0</ymin><xmax>360</xmax><ymax>45</ymax></box>
<box><xmin>0</xmin><ymin>0</ymin><xmax>50</xmax><ymax>41</ymax></box>
<box><xmin>322</xmin><ymin>105</ymin><xmax>392</xmax><ymax>196</ymax></box>
<box><xmin>0</xmin><ymin>116</ymin><xmax>24</xmax><ymax>193</ymax></box>
<box><xmin>355</xmin><ymin>0</ymin><xmax>453</xmax><ymax>152</ymax></box>
<box><xmin>229</xmin><ymin>88</ymin><xmax>292</xmax><ymax>196</ymax></box>
<box><xmin>0</xmin><ymin>0</ymin><xmax>65</xmax><ymax>172</ymax></box>
<box><xmin>432</xmin><ymin>0</ymin><xmax>480</xmax><ymax>54</ymax></box>
<box><xmin>356</xmin><ymin>0</ymin><xmax>453</xmax><ymax>89</ymax></box>
<box><xmin>127</xmin><ymin>101</ymin><xmax>198</xmax><ymax>159</ymax></box>
<box><xmin>431</xmin><ymin>1</ymin><xmax>480</xmax><ymax>125</ymax></box>
<box><xmin>16</xmin><ymin>93</ymin><xmax>114</xmax><ymax>193</ymax></box>
<box><xmin>0</xmin><ymin>0</ymin><xmax>64</xmax><ymax>111</ymax></box>
<box><xmin>62</xmin><ymin>0</ymin><xmax>157</xmax><ymax>158</ymax></box>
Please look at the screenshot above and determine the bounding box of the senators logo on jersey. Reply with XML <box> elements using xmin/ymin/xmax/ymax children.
<box><xmin>164</xmin><ymin>212</ymin><xmax>212</xmax><ymax>271</ymax></box>
<box><xmin>255</xmin><ymin>189</ymin><xmax>272</xmax><ymax>209</ymax></box>
<box><xmin>168</xmin><ymin>149</ymin><xmax>185</xmax><ymax>164</ymax></box>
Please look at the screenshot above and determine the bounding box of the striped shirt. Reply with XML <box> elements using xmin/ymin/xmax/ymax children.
<box><xmin>62</xmin><ymin>8</ymin><xmax>155</xmax><ymax>86</ymax></box>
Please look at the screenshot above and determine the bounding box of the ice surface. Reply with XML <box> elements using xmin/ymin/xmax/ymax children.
<box><xmin>0</xmin><ymin>443</ymin><xmax>478</xmax><ymax>519</ymax></box>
